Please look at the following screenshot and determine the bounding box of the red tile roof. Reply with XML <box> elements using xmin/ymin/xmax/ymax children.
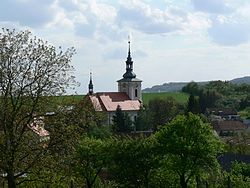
<box><xmin>89</xmin><ymin>92</ymin><xmax>141</xmax><ymax>112</ymax></box>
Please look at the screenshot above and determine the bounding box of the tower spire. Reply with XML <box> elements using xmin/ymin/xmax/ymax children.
<box><xmin>88</xmin><ymin>72</ymin><xmax>93</xmax><ymax>95</ymax></box>
<box><xmin>128</xmin><ymin>36</ymin><xmax>131</xmax><ymax>59</ymax></box>
<box><xmin>123</xmin><ymin>37</ymin><xmax>136</xmax><ymax>79</ymax></box>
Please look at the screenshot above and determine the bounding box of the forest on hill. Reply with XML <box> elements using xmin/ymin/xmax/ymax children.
<box><xmin>182</xmin><ymin>80</ymin><xmax>250</xmax><ymax>117</ymax></box>
<box><xmin>143</xmin><ymin>76</ymin><xmax>250</xmax><ymax>92</ymax></box>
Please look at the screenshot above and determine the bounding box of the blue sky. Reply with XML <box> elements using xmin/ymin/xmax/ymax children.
<box><xmin>1</xmin><ymin>0</ymin><xmax>250</xmax><ymax>94</ymax></box>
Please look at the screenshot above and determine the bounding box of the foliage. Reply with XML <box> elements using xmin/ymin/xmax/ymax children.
<box><xmin>199</xmin><ymin>89</ymin><xmax>222</xmax><ymax>112</ymax></box>
<box><xmin>187</xmin><ymin>94</ymin><xmax>200</xmax><ymax>114</ymax></box>
<box><xmin>182</xmin><ymin>81</ymin><xmax>200</xmax><ymax>95</ymax></box>
<box><xmin>232</xmin><ymin>162</ymin><xmax>250</xmax><ymax>179</ymax></box>
<box><xmin>0</xmin><ymin>28</ymin><xmax>76</xmax><ymax>188</ymax></box>
<box><xmin>148</xmin><ymin>97</ymin><xmax>178</xmax><ymax>130</ymax></box>
<box><xmin>155</xmin><ymin>113</ymin><xmax>223</xmax><ymax>188</ymax></box>
<box><xmin>108</xmin><ymin>136</ymin><xmax>158</xmax><ymax>188</ymax></box>
<box><xmin>239</xmin><ymin>107</ymin><xmax>250</xmax><ymax>119</ymax></box>
<box><xmin>182</xmin><ymin>80</ymin><xmax>250</xmax><ymax>112</ymax></box>
<box><xmin>134</xmin><ymin>106</ymin><xmax>151</xmax><ymax>131</ymax></box>
<box><xmin>74</xmin><ymin>137</ymin><xmax>110</xmax><ymax>188</ymax></box>
<box><xmin>87</xmin><ymin>124</ymin><xmax>113</xmax><ymax>139</ymax></box>
<box><xmin>112</xmin><ymin>105</ymin><xmax>133</xmax><ymax>132</ymax></box>
<box><xmin>148</xmin><ymin>166</ymin><xmax>179</xmax><ymax>188</ymax></box>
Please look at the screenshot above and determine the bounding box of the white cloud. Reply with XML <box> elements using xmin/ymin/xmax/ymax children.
<box><xmin>90</xmin><ymin>0</ymin><xmax>117</xmax><ymax>22</ymax></box>
<box><xmin>115</xmin><ymin>0</ymin><xmax>213</xmax><ymax>37</ymax></box>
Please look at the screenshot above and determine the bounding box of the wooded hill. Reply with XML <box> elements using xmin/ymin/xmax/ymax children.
<box><xmin>143</xmin><ymin>76</ymin><xmax>250</xmax><ymax>92</ymax></box>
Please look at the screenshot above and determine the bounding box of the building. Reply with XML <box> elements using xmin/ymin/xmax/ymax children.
<box><xmin>86</xmin><ymin>40</ymin><xmax>142</xmax><ymax>125</ymax></box>
<box><xmin>211</xmin><ymin>120</ymin><xmax>247</xmax><ymax>136</ymax></box>
<box><xmin>206</xmin><ymin>107</ymin><xmax>240</xmax><ymax>121</ymax></box>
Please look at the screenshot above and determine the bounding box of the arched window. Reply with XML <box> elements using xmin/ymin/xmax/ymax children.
<box><xmin>135</xmin><ymin>89</ymin><xmax>138</xmax><ymax>97</ymax></box>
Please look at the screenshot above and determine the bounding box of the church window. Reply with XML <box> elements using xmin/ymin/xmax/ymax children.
<box><xmin>135</xmin><ymin>89</ymin><xmax>138</xmax><ymax>97</ymax></box>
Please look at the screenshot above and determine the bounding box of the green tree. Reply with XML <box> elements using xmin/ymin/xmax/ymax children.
<box><xmin>113</xmin><ymin>105</ymin><xmax>132</xmax><ymax>132</ymax></box>
<box><xmin>155</xmin><ymin>113</ymin><xmax>223</xmax><ymax>188</ymax></box>
<box><xmin>187</xmin><ymin>94</ymin><xmax>200</xmax><ymax>114</ymax></box>
<box><xmin>74</xmin><ymin>137</ymin><xmax>110</xmax><ymax>188</ymax></box>
<box><xmin>148</xmin><ymin>97</ymin><xmax>177</xmax><ymax>131</ymax></box>
<box><xmin>108</xmin><ymin>137</ymin><xmax>157</xmax><ymax>188</ymax></box>
<box><xmin>134</xmin><ymin>106</ymin><xmax>151</xmax><ymax>131</ymax></box>
<box><xmin>182</xmin><ymin>81</ymin><xmax>200</xmax><ymax>95</ymax></box>
<box><xmin>0</xmin><ymin>28</ymin><xmax>76</xmax><ymax>188</ymax></box>
<box><xmin>199</xmin><ymin>89</ymin><xmax>221</xmax><ymax>112</ymax></box>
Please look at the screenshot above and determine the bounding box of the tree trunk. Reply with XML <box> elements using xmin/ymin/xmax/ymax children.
<box><xmin>196</xmin><ymin>176</ymin><xmax>201</xmax><ymax>188</ymax></box>
<box><xmin>180</xmin><ymin>174</ymin><xmax>187</xmax><ymax>188</ymax></box>
<box><xmin>7</xmin><ymin>172</ymin><xmax>16</xmax><ymax>188</ymax></box>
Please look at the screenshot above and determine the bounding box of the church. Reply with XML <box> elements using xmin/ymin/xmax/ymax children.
<box><xmin>86</xmin><ymin>41</ymin><xmax>142</xmax><ymax>125</ymax></box>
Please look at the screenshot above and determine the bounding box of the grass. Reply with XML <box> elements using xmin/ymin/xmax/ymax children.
<box><xmin>47</xmin><ymin>95</ymin><xmax>84</xmax><ymax>105</ymax></box>
<box><xmin>142</xmin><ymin>92</ymin><xmax>189</xmax><ymax>105</ymax></box>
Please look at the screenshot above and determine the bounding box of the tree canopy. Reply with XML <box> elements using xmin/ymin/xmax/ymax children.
<box><xmin>0</xmin><ymin>28</ymin><xmax>76</xmax><ymax>188</ymax></box>
<box><xmin>155</xmin><ymin>113</ymin><xmax>223</xmax><ymax>188</ymax></box>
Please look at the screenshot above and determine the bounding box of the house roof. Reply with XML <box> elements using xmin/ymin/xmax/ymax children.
<box><xmin>89</xmin><ymin>92</ymin><xmax>141</xmax><ymax>112</ymax></box>
<box><xmin>28</xmin><ymin>117</ymin><xmax>49</xmax><ymax>137</ymax></box>
<box><xmin>212</xmin><ymin>120</ymin><xmax>247</xmax><ymax>132</ymax></box>
<box><xmin>207</xmin><ymin>108</ymin><xmax>237</xmax><ymax>116</ymax></box>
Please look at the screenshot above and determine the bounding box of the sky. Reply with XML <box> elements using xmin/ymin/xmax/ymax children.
<box><xmin>1</xmin><ymin>0</ymin><xmax>250</xmax><ymax>94</ymax></box>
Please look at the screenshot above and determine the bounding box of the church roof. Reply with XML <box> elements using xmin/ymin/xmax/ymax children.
<box><xmin>89</xmin><ymin>92</ymin><xmax>141</xmax><ymax>112</ymax></box>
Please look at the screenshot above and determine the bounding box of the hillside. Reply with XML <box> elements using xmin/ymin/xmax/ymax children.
<box><xmin>143</xmin><ymin>82</ymin><xmax>207</xmax><ymax>93</ymax></box>
<box><xmin>230</xmin><ymin>76</ymin><xmax>250</xmax><ymax>84</ymax></box>
<box><xmin>143</xmin><ymin>76</ymin><xmax>250</xmax><ymax>93</ymax></box>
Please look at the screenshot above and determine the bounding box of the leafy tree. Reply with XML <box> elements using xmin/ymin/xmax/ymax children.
<box><xmin>148</xmin><ymin>97</ymin><xmax>177</xmax><ymax>131</ymax></box>
<box><xmin>134</xmin><ymin>106</ymin><xmax>151</xmax><ymax>131</ymax></box>
<box><xmin>240</xmin><ymin>95</ymin><xmax>250</xmax><ymax>110</ymax></box>
<box><xmin>155</xmin><ymin>113</ymin><xmax>223</xmax><ymax>188</ymax></box>
<box><xmin>232</xmin><ymin>162</ymin><xmax>250</xmax><ymax>179</ymax></box>
<box><xmin>0</xmin><ymin>28</ymin><xmax>76</xmax><ymax>187</ymax></box>
<box><xmin>204</xmin><ymin>80</ymin><xmax>234</xmax><ymax>96</ymax></box>
<box><xmin>113</xmin><ymin>105</ymin><xmax>132</xmax><ymax>132</ymax></box>
<box><xmin>187</xmin><ymin>94</ymin><xmax>200</xmax><ymax>114</ymax></box>
<box><xmin>182</xmin><ymin>81</ymin><xmax>200</xmax><ymax>95</ymax></box>
<box><xmin>199</xmin><ymin>89</ymin><xmax>221</xmax><ymax>113</ymax></box>
<box><xmin>74</xmin><ymin>137</ymin><xmax>110</xmax><ymax>188</ymax></box>
<box><xmin>108</xmin><ymin>137</ymin><xmax>157</xmax><ymax>188</ymax></box>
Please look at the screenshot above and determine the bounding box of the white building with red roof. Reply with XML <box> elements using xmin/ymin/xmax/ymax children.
<box><xmin>87</xmin><ymin>40</ymin><xmax>142</xmax><ymax>125</ymax></box>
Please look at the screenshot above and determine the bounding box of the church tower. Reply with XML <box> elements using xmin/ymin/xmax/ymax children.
<box><xmin>88</xmin><ymin>72</ymin><xmax>93</xmax><ymax>95</ymax></box>
<box><xmin>117</xmin><ymin>40</ymin><xmax>142</xmax><ymax>101</ymax></box>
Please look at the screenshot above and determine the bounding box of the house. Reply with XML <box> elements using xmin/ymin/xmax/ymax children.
<box><xmin>86</xmin><ymin>40</ymin><xmax>142</xmax><ymax>125</ymax></box>
<box><xmin>212</xmin><ymin>120</ymin><xmax>247</xmax><ymax>136</ymax></box>
<box><xmin>206</xmin><ymin>107</ymin><xmax>240</xmax><ymax>121</ymax></box>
